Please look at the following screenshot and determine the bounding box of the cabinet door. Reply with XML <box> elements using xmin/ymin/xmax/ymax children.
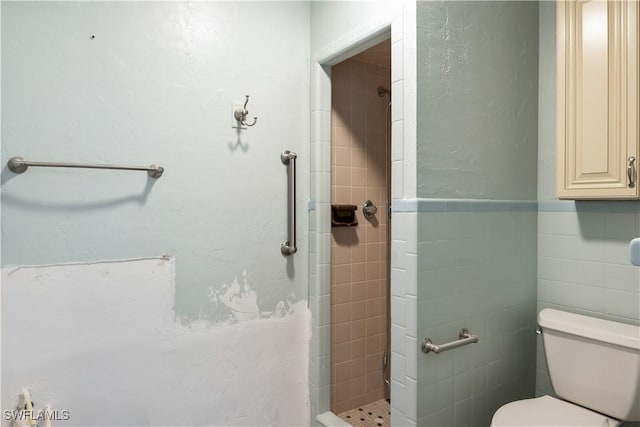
<box><xmin>557</xmin><ymin>0</ymin><xmax>639</xmax><ymax>199</ymax></box>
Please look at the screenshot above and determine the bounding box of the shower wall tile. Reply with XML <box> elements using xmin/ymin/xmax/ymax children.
<box><xmin>391</xmin><ymin>39</ymin><xmax>404</xmax><ymax>84</ymax></box>
<box><xmin>391</xmin><ymin>80</ymin><xmax>404</xmax><ymax>124</ymax></box>
<box><xmin>391</xmin><ymin>160</ymin><xmax>404</xmax><ymax>200</ymax></box>
<box><xmin>330</xmin><ymin>46</ymin><xmax>391</xmax><ymax>415</ymax></box>
<box><xmin>391</xmin><ymin>12</ymin><xmax>418</xmax><ymax>426</ymax></box>
<box><xmin>391</xmin><ymin>121</ymin><xmax>404</xmax><ymax>163</ymax></box>
<box><xmin>389</xmin><ymin>210</ymin><xmax>418</xmax><ymax>424</ymax></box>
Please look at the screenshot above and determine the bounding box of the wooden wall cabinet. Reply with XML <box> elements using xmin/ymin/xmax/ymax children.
<box><xmin>557</xmin><ymin>0</ymin><xmax>639</xmax><ymax>199</ymax></box>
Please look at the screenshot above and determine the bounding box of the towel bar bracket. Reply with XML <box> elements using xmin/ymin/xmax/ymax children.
<box><xmin>421</xmin><ymin>328</ymin><xmax>479</xmax><ymax>354</ymax></box>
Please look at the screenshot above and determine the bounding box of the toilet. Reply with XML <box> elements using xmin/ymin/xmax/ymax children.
<box><xmin>491</xmin><ymin>308</ymin><xmax>640</xmax><ymax>427</ymax></box>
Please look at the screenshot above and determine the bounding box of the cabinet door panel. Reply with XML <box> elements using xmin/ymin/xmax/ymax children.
<box><xmin>557</xmin><ymin>0</ymin><xmax>639</xmax><ymax>199</ymax></box>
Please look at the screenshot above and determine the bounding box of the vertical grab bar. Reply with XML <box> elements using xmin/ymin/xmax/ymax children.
<box><xmin>281</xmin><ymin>150</ymin><xmax>297</xmax><ymax>256</ymax></box>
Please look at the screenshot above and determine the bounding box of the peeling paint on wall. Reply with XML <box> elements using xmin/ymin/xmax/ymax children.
<box><xmin>1</xmin><ymin>258</ymin><xmax>310</xmax><ymax>427</ymax></box>
<box><xmin>1</xmin><ymin>1</ymin><xmax>310</xmax><ymax>322</ymax></box>
<box><xmin>202</xmin><ymin>270</ymin><xmax>298</xmax><ymax>324</ymax></box>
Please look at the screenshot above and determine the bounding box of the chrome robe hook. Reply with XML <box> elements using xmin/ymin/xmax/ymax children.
<box><xmin>234</xmin><ymin>95</ymin><xmax>258</xmax><ymax>127</ymax></box>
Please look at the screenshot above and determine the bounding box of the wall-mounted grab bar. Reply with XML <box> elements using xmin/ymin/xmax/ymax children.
<box><xmin>421</xmin><ymin>328</ymin><xmax>479</xmax><ymax>354</ymax></box>
<box><xmin>7</xmin><ymin>157</ymin><xmax>164</xmax><ymax>178</ymax></box>
<box><xmin>281</xmin><ymin>150</ymin><xmax>297</xmax><ymax>256</ymax></box>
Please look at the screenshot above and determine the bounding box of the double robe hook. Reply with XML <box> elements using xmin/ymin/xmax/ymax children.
<box><xmin>234</xmin><ymin>95</ymin><xmax>258</xmax><ymax>127</ymax></box>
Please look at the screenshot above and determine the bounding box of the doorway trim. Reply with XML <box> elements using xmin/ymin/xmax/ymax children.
<box><xmin>308</xmin><ymin>4</ymin><xmax>416</xmax><ymax>424</ymax></box>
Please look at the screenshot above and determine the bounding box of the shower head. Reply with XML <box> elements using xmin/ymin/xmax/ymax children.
<box><xmin>377</xmin><ymin>86</ymin><xmax>391</xmax><ymax>98</ymax></box>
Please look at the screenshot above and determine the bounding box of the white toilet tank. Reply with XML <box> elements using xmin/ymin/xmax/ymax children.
<box><xmin>539</xmin><ymin>309</ymin><xmax>640</xmax><ymax>421</ymax></box>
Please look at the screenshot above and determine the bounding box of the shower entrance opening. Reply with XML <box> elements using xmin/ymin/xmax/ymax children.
<box><xmin>329</xmin><ymin>39</ymin><xmax>392</xmax><ymax>422</ymax></box>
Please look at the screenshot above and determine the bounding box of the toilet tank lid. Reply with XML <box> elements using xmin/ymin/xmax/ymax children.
<box><xmin>538</xmin><ymin>309</ymin><xmax>640</xmax><ymax>350</ymax></box>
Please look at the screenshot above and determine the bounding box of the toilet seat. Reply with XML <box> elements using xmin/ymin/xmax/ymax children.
<box><xmin>491</xmin><ymin>395</ymin><xmax>621</xmax><ymax>427</ymax></box>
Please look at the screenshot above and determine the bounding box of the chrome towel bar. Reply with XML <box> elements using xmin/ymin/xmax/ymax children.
<box><xmin>421</xmin><ymin>328</ymin><xmax>479</xmax><ymax>354</ymax></box>
<box><xmin>280</xmin><ymin>150</ymin><xmax>297</xmax><ymax>256</ymax></box>
<box><xmin>7</xmin><ymin>156</ymin><xmax>164</xmax><ymax>178</ymax></box>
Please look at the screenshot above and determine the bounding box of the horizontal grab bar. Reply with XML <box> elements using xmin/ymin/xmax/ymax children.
<box><xmin>7</xmin><ymin>157</ymin><xmax>164</xmax><ymax>178</ymax></box>
<box><xmin>421</xmin><ymin>328</ymin><xmax>479</xmax><ymax>354</ymax></box>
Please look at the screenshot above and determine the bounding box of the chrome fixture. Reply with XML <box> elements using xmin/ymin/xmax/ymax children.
<box><xmin>7</xmin><ymin>156</ymin><xmax>164</xmax><ymax>178</ymax></box>
<box><xmin>382</xmin><ymin>348</ymin><xmax>390</xmax><ymax>390</ymax></box>
<box><xmin>628</xmin><ymin>156</ymin><xmax>636</xmax><ymax>188</ymax></box>
<box><xmin>378</xmin><ymin>84</ymin><xmax>392</xmax><ymax>399</ymax></box>
<box><xmin>377</xmin><ymin>86</ymin><xmax>391</xmax><ymax>97</ymax></box>
<box><xmin>281</xmin><ymin>150</ymin><xmax>297</xmax><ymax>256</ymax></box>
<box><xmin>363</xmin><ymin>200</ymin><xmax>378</xmax><ymax>220</ymax></box>
<box><xmin>234</xmin><ymin>95</ymin><xmax>258</xmax><ymax>127</ymax></box>
<box><xmin>421</xmin><ymin>328</ymin><xmax>479</xmax><ymax>354</ymax></box>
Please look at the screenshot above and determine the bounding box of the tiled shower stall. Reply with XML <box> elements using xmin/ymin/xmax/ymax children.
<box><xmin>330</xmin><ymin>42</ymin><xmax>391</xmax><ymax>414</ymax></box>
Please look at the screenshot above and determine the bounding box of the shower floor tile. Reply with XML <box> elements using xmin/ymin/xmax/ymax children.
<box><xmin>338</xmin><ymin>399</ymin><xmax>390</xmax><ymax>427</ymax></box>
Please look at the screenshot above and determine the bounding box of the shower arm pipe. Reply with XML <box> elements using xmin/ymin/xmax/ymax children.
<box><xmin>281</xmin><ymin>150</ymin><xmax>297</xmax><ymax>256</ymax></box>
<box><xmin>421</xmin><ymin>328</ymin><xmax>479</xmax><ymax>354</ymax></box>
<box><xmin>7</xmin><ymin>156</ymin><xmax>164</xmax><ymax>178</ymax></box>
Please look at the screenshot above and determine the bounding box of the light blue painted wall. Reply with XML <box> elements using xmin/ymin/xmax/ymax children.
<box><xmin>1</xmin><ymin>1</ymin><xmax>310</xmax><ymax>321</ymax></box>
<box><xmin>536</xmin><ymin>3</ymin><xmax>640</xmax><ymax>413</ymax></box>
<box><xmin>416</xmin><ymin>1</ymin><xmax>539</xmax><ymax>200</ymax></box>
<box><xmin>415</xmin><ymin>2</ymin><xmax>539</xmax><ymax>425</ymax></box>
<box><xmin>0</xmin><ymin>2</ymin><xmax>2</xmax><ymax>269</ymax></box>
<box><xmin>310</xmin><ymin>1</ymin><xmax>401</xmax><ymax>58</ymax></box>
<box><xmin>537</xmin><ymin>1</ymin><xmax>556</xmax><ymax>203</ymax></box>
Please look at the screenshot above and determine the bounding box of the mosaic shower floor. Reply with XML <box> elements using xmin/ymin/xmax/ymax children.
<box><xmin>338</xmin><ymin>399</ymin><xmax>390</xmax><ymax>427</ymax></box>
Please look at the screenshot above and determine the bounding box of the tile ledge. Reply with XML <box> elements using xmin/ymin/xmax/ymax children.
<box><xmin>316</xmin><ymin>412</ymin><xmax>352</xmax><ymax>427</ymax></box>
